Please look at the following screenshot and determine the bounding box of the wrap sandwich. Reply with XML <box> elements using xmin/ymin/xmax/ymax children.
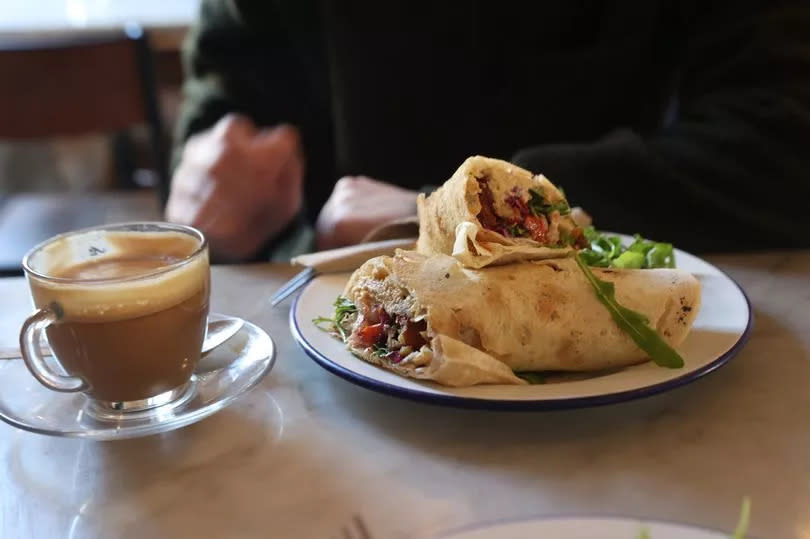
<box><xmin>416</xmin><ymin>155</ymin><xmax>589</xmax><ymax>269</ymax></box>
<box><xmin>326</xmin><ymin>250</ymin><xmax>701</xmax><ymax>387</ymax></box>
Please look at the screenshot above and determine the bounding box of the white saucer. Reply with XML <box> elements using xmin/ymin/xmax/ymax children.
<box><xmin>0</xmin><ymin>314</ymin><xmax>276</xmax><ymax>441</ymax></box>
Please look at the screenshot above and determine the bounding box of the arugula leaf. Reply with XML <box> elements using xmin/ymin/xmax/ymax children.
<box><xmin>333</xmin><ymin>296</ymin><xmax>358</xmax><ymax>319</ymax></box>
<box><xmin>574</xmin><ymin>254</ymin><xmax>685</xmax><ymax>368</ymax></box>
<box><xmin>516</xmin><ymin>372</ymin><xmax>547</xmax><ymax>384</ymax></box>
<box><xmin>527</xmin><ymin>189</ymin><xmax>545</xmax><ymax>217</ymax></box>
<box><xmin>528</xmin><ymin>188</ymin><xmax>571</xmax><ymax>217</ymax></box>
<box><xmin>312</xmin><ymin>316</ymin><xmax>334</xmax><ymax>326</ymax></box>
<box><xmin>333</xmin><ymin>296</ymin><xmax>357</xmax><ymax>341</ymax></box>
<box><xmin>372</xmin><ymin>344</ymin><xmax>389</xmax><ymax>357</ymax></box>
<box><xmin>313</xmin><ymin>296</ymin><xmax>358</xmax><ymax>342</ymax></box>
<box><xmin>578</xmin><ymin>249</ymin><xmax>610</xmax><ymax>267</ymax></box>
<box><xmin>547</xmin><ymin>201</ymin><xmax>572</xmax><ymax>215</ymax></box>
<box><xmin>507</xmin><ymin>223</ymin><xmax>526</xmax><ymax>237</ymax></box>
<box><xmin>312</xmin><ymin>314</ymin><xmax>347</xmax><ymax>341</ymax></box>
<box><xmin>583</xmin><ymin>226</ymin><xmax>600</xmax><ymax>243</ymax></box>
<box><xmin>731</xmin><ymin>497</ymin><xmax>751</xmax><ymax>539</ymax></box>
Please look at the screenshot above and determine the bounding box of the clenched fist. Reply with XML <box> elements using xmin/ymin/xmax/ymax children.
<box><xmin>166</xmin><ymin>114</ymin><xmax>304</xmax><ymax>261</ymax></box>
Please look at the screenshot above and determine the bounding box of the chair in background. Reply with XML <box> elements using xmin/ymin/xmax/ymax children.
<box><xmin>0</xmin><ymin>28</ymin><xmax>169</xmax><ymax>275</ymax></box>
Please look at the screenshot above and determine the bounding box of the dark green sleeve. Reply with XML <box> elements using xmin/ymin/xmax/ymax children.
<box><xmin>512</xmin><ymin>0</ymin><xmax>810</xmax><ymax>253</ymax></box>
<box><xmin>172</xmin><ymin>0</ymin><xmax>317</xmax><ymax>260</ymax></box>
<box><xmin>172</xmin><ymin>1</ymin><xmax>311</xmax><ymax>164</ymax></box>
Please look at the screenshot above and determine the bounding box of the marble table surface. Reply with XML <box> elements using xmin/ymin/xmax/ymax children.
<box><xmin>1</xmin><ymin>251</ymin><xmax>809</xmax><ymax>538</ymax></box>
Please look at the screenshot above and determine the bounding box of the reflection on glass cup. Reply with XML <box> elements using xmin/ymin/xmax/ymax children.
<box><xmin>19</xmin><ymin>222</ymin><xmax>210</xmax><ymax>416</ymax></box>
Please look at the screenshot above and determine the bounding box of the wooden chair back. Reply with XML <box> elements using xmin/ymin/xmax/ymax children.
<box><xmin>0</xmin><ymin>30</ymin><xmax>169</xmax><ymax>200</ymax></box>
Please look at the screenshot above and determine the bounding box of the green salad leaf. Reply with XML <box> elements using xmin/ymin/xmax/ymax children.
<box><xmin>573</xmin><ymin>254</ymin><xmax>684</xmax><ymax>368</ymax></box>
<box><xmin>731</xmin><ymin>497</ymin><xmax>751</xmax><ymax>539</ymax></box>
<box><xmin>313</xmin><ymin>296</ymin><xmax>358</xmax><ymax>342</ymax></box>
<box><xmin>312</xmin><ymin>315</ymin><xmax>334</xmax><ymax>326</ymax></box>
<box><xmin>372</xmin><ymin>343</ymin><xmax>390</xmax><ymax>357</ymax></box>
<box><xmin>580</xmin><ymin>227</ymin><xmax>675</xmax><ymax>269</ymax></box>
<box><xmin>613</xmin><ymin>250</ymin><xmax>645</xmax><ymax>269</ymax></box>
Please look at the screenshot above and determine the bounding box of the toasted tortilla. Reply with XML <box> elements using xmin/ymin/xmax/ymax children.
<box><xmin>341</xmin><ymin>250</ymin><xmax>701</xmax><ymax>386</ymax></box>
<box><xmin>416</xmin><ymin>155</ymin><xmax>579</xmax><ymax>268</ymax></box>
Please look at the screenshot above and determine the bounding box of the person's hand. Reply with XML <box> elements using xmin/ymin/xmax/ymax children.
<box><xmin>315</xmin><ymin>176</ymin><xmax>418</xmax><ymax>250</ymax></box>
<box><xmin>166</xmin><ymin>114</ymin><xmax>304</xmax><ymax>261</ymax></box>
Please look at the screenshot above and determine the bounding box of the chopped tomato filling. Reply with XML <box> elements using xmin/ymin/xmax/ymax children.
<box><xmin>475</xmin><ymin>177</ymin><xmax>587</xmax><ymax>247</ymax></box>
<box><xmin>356</xmin><ymin>323</ymin><xmax>386</xmax><ymax>347</ymax></box>
<box><xmin>476</xmin><ymin>179</ymin><xmax>514</xmax><ymax>236</ymax></box>
<box><xmin>523</xmin><ymin>215</ymin><xmax>548</xmax><ymax>243</ymax></box>
<box><xmin>353</xmin><ymin>306</ymin><xmax>429</xmax><ymax>360</ymax></box>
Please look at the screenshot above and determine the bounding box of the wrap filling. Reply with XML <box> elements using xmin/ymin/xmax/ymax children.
<box><xmin>333</xmin><ymin>298</ymin><xmax>433</xmax><ymax>370</ymax></box>
<box><xmin>476</xmin><ymin>176</ymin><xmax>588</xmax><ymax>248</ymax></box>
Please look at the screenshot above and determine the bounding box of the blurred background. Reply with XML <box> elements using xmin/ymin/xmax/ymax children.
<box><xmin>0</xmin><ymin>0</ymin><xmax>200</xmax><ymax>275</ymax></box>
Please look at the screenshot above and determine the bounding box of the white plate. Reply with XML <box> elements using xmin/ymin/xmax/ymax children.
<box><xmin>290</xmin><ymin>243</ymin><xmax>752</xmax><ymax>410</ymax></box>
<box><xmin>434</xmin><ymin>516</ymin><xmax>735</xmax><ymax>538</ymax></box>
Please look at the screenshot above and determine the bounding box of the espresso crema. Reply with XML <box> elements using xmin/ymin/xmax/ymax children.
<box><xmin>26</xmin><ymin>231</ymin><xmax>210</xmax><ymax>402</ymax></box>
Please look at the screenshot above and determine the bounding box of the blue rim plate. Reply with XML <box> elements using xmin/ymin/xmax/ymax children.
<box><xmin>289</xmin><ymin>243</ymin><xmax>752</xmax><ymax>411</ymax></box>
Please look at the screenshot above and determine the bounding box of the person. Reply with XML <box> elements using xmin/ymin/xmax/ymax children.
<box><xmin>166</xmin><ymin>1</ymin><xmax>810</xmax><ymax>262</ymax></box>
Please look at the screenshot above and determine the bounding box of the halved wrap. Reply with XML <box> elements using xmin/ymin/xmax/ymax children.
<box><xmin>335</xmin><ymin>250</ymin><xmax>701</xmax><ymax>387</ymax></box>
<box><xmin>416</xmin><ymin>155</ymin><xmax>589</xmax><ymax>269</ymax></box>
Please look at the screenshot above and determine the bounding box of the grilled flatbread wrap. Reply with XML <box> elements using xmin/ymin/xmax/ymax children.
<box><xmin>416</xmin><ymin>155</ymin><xmax>588</xmax><ymax>268</ymax></box>
<box><xmin>338</xmin><ymin>250</ymin><xmax>700</xmax><ymax>386</ymax></box>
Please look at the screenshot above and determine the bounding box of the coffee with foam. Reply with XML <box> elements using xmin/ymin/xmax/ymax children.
<box><xmin>26</xmin><ymin>229</ymin><xmax>210</xmax><ymax>402</ymax></box>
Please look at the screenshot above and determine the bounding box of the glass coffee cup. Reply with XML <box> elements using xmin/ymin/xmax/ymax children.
<box><xmin>19</xmin><ymin>222</ymin><xmax>210</xmax><ymax>418</ymax></box>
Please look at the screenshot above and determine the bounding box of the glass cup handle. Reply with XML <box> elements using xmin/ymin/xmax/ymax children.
<box><xmin>19</xmin><ymin>303</ymin><xmax>87</xmax><ymax>392</ymax></box>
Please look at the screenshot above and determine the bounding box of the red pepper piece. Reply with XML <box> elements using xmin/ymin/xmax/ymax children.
<box><xmin>356</xmin><ymin>323</ymin><xmax>386</xmax><ymax>347</ymax></box>
<box><xmin>523</xmin><ymin>215</ymin><xmax>548</xmax><ymax>243</ymax></box>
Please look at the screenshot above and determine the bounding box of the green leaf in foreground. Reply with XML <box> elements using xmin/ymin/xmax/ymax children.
<box><xmin>731</xmin><ymin>497</ymin><xmax>751</xmax><ymax>539</ymax></box>
<box><xmin>574</xmin><ymin>253</ymin><xmax>685</xmax><ymax>369</ymax></box>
